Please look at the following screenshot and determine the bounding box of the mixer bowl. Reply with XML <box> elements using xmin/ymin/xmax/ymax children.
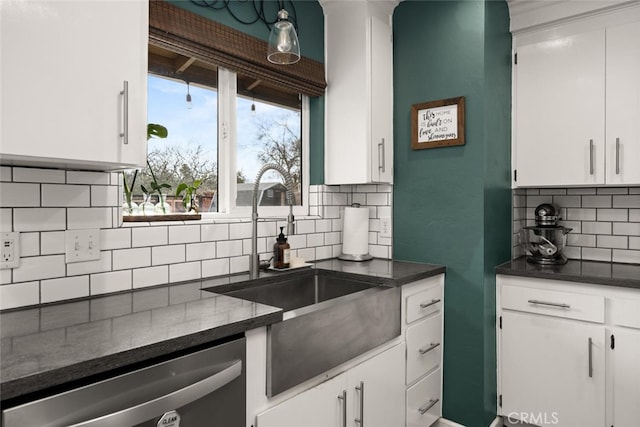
<box><xmin>520</xmin><ymin>226</ymin><xmax>572</xmax><ymax>264</ymax></box>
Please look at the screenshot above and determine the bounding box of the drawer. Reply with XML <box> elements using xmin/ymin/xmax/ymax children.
<box><xmin>407</xmin><ymin>368</ymin><xmax>441</xmax><ymax>427</ymax></box>
<box><xmin>406</xmin><ymin>314</ymin><xmax>442</xmax><ymax>385</ymax></box>
<box><xmin>406</xmin><ymin>283</ymin><xmax>443</xmax><ymax>324</ymax></box>
<box><xmin>610</xmin><ymin>297</ymin><xmax>640</xmax><ymax>329</ymax></box>
<box><xmin>501</xmin><ymin>284</ymin><xmax>604</xmax><ymax>323</ymax></box>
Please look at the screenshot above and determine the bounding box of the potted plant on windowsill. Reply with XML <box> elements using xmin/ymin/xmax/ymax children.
<box><xmin>175</xmin><ymin>179</ymin><xmax>203</xmax><ymax>213</ymax></box>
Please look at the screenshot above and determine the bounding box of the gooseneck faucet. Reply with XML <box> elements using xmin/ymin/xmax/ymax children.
<box><xmin>250</xmin><ymin>163</ymin><xmax>296</xmax><ymax>279</ymax></box>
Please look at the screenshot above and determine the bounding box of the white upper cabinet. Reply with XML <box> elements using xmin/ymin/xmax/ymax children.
<box><xmin>605</xmin><ymin>21</ymin><xmax>640</xmax><ymax>185</ymax></box>
<box><xmin>511</xmin><ymin>4</ymin><xmax>640</xmax><ymax>187</ymax></box>
<box><xmin>320</xmin><ymin>0</ymin><xmax>397</xmax><ymax>185</ymax></box>
<box><xmin>0</xmin><ymin>0</ymin><xmax>148</xmax><ymax>170</ymax></box>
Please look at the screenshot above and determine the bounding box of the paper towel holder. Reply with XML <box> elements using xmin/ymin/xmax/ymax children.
<box><xmin>338</xmin><ymin>203</ymin><xmax>373</xmax><ymax>262</ymax></box>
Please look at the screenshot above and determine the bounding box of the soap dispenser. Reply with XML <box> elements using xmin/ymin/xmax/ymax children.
<box><xmin>273</xmin><ymin>227</ymin><xmax>291</xmax><ymax>269</ymax></box>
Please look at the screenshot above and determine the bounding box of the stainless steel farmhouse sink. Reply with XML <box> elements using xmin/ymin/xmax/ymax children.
<box><xmin>218</xmin><ymin>272</ymin><xmax>401</xmax><ymax>396</ymax></box>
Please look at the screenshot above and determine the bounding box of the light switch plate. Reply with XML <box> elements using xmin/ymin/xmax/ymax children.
<box><xmin>65</xmin><ymin>229</ymin><xmax>101</xmax><ymax>263</ymax></box>
<box><xmin>1</xmin><ymin>232</ymin><xmax>20</xmax><ymax>269</ymax></box>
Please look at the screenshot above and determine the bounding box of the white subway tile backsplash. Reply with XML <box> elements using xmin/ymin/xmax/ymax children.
<box><xmin>288</xmin><ymin>234</ymin><xmax>307</xmax><ymax>249</ymax></box>
<box><xmin>186</xmin><ymin>242</ymin><xmax>216</xmax><ymax>261</ymax></box>
<box><xmin>0</xmin><ymin>209</ymin><xmax>12</xmax><ymax>232</ymax></box>
<box><xmin>14</xmin><ymin>208</ymin><xmax>66</xmax><ymax>232</ymax></box>
<box><xmin>0</xmin><ymin>167</ymin><xmax>11</xmax><ymax>182</ymax></box>
<box><xmin>41</xmin><ymin>231</ymin><xmax>66</xmax><ymax>254</ymax></box>
<box><xmin>42</xmin><ymin>184</ymin><xmax>90</xmax><ymax>207</ymax></box>
<box><xmin>216</xmin><ymin>240</ymin><xmax>243</xmax><ymax>258</ymax></box>
<box><xmin>552</xmin><ymin>195</ymin><xmax>581</xmax><ymax>208</ymax></box>
<box><xmin>113</xmin><ymin>248</ymin><xmax>151</xmax><ymax>270</ymax></box>
<box><xmin>202</xmin><ymin>258</ymin><xmax>229</xmax><ymax>278</ymax></box>
<box><xmin>296</xmin><ymin>220</ymin><xmax>315</xmax><ymax>234</ymax></box>
<box><xmin>566</xmin><ymin>208</ymin><xmax>596</xmax><ymax>221</ymax></box>
<box><xmin>630</xmin><ymin>237</ymin><xmax>640</xmax><ymax>250</ymax></box>
<box><xmin>13</xmin><ymin>167</ymin><xmax>65</xmax><ymax>183</ymax></box>
<box><xmin>19</xmin><ymin>232</ymin><xmax>39</xmax><ymax>257</ymax></box>
<box><xmin>168</xmin><ymin>225</ymin><xmax>200</xmax><ymax>244</ymax></box>
<box><xmin>229</xmin><ymin>256</ymin><xmax>249</xmax><ymax>275</ymax></box>
<box><xmin>630</xmin><ymin>209</ymin><xmax>640</xmax><ymax>222</ymax></box>
<box><xmin>0</xmin><ymin>282</ymin><xmax>40</xmax><ymax>310</ymax></box>
<box><xmin>67</xmin><ymin>208</ymin><xmax>112</xmax><ymax>230</ymax></box>
<box><xmin>152</xmin><ymin>245</ymin><xmax>186</xmax><ymax>266</ymax></box>
<box><xmin>613</xmin><ymin>222</ymin><xmax>640</xmax><ymax>236</ymax></box>
<box><xmin>613</xmin><ymin>195</ymin><xmax>640</xmax><ymax>208</ymax></box>
<box><xmin>13</xmin><ymin>255</ymin><xmax>65</xmax><ymax>282</ymax></box>
<box><xmin>100</xmin><ymin>228</ymin><xmax>131</xmax><ymax>250</ymax></box>
<box><xmin>41</xmin><ymin>276</ymin><xmax>89</xmax><ymax>303</ymax></box>
<box><xmin>597</xmin><ymin>209</ymin><xmax>628</xmax><ymax>222</ymax></box>
<box><xmin>91</xmin><ymin>185</ymin><xmax>119</xmax><ymax>207</ymax></box>
<box><xmin>67</xmin><ymin>252</ymin><xmax>112</xmax><ymax>276</ymax></box>
<box><xmin>91</xmin><ymin>270</ymin><xmax>132</xmax><ymax>295</ymax></box>
<box><xmin>229</xmin><ymin>222</ymin><xmax>251</xmax><ymax>240</ymax></box>
<box><xmin>315</xmin><ymin>219</ymin><xmax>331</xmax><ymax>233</ymax></box>
<box><xmin>612</xmin><ymin>249</ymin><xmax>640</xmax><ymax>264</ymax></box>
<box><xmin>132</xmin><ymin>226</ymin><xmax>168</xmax><ymax>247</ymax></box>
<box><xmin>597</xmin><ymin>187</ymin><xmax>629</xmax><ymax>195</ymax></box>
<box><xmin>0</xmin><ymin>183</ymin><xmax>40</xmax><ymax>208</ymax></box>
<box><xmin>567</xmin><ymin>234</ymin><xmax>596</xmax><ymax>247</ymax></box>
<box><xmin>315</xmin><ymin>245</ymin><xmax>333</xmax><ymax>260</ymax></box>
<box><xmin>581</xmin><ymin>195</ymin><xmax>612</xmax><ymax>208</ymax></box>
<box><xmin>66</xmin><ymin>171</ymin><xmax>110</xmax><ymax>185</ymax></box>
<box><xmin>133</xmin><ymin>266</ymin><xmax>168</xmax><ymax>288</ymax></box>
<box><xmin>596</xmin><ymin>235</ymin><xmax>628</xmax><ymax>249</ymax></box>
<box><xmin>582</xmin><ymin>247</ymin><xmax>612</xmax><ymax>262</ymax></box>
<box><xmin>581</xmin><ymin>221</ymin><xmax>611</xmax><ymax>235</ymax></box>
<box><xmin>170</xmin><ymin>262</ymin><xmax>201</xmax><ymax>282</ymax></box>
<box><xmin>307</xmin><ymin>233</ymin><xmax>324</xmax><ymax>247</ymax></box>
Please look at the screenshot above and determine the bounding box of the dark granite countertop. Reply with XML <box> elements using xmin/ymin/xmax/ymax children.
<box><xmin>0</xmin><ymin>258</ymin><xmax>445</xmax><ymax>403</ymax></box>
<box><xmin>496</xmin><ymin>257</ymin><xmax>640</xmax><ymax>289</ymax></box>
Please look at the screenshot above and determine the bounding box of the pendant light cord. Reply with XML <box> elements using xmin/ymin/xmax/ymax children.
<box><xmin>190</xmin><ymin>0</ymin><xmax>298</xmax><ymax>32</ymax></box>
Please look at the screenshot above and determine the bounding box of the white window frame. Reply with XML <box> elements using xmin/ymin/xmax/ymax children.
<box><xmin>213</xmin><ymin>67</ymin><xmax>310</xmax><ymax>219</ymax></box>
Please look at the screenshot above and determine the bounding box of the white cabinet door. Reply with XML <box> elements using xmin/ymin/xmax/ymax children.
<box><xmin>611</xmin><ymin>328</ymin><xmax>640</xmax><ymax>427</ymax></box>
<box><xmin>347</xmin><ymin>343</ymin><xmax>405</xmax><ymax>427</ymax></box>
<box><xmin>500</xmin><ymin>311</ymin><xmax>605</xmax><ymax>427</ymax></box>
<box><xmin>514</xmin><ymin>29</ymin><xmax>605</xmax><ymax>187</ymax></box>
<box><xmin>322</xmin><ymin>0</ymin><xmax>395</xmax><ymax>185</ymax></box>
<box><xmin>605</xmin><ymin>21</ymin><xmax>640</xmax><ymax>185</ymax></box>
<box><xmin>256</xmin><ymin>373</ymin><xmax>348</xmax><ymax>427</ymax></box>
<box><xmin>0</xmin><ymin>0</ymin><xmax>147</xmax><ymax>170</ymax></box>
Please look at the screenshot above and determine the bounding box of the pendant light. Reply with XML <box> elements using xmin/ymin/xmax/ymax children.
<box><xmin>267</xmin><ymin>9</ymin><xmax>300</xmax><ymax>65</ymax></box>
<box><xmin>186</xmin><ymin>82</ymin><xmax>193</xmax><ymax>109</ymax></box>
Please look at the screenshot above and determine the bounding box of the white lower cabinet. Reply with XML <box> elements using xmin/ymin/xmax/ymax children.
<box><xmin>256</xmin><ymin>342</ymin><xmax>405</xmax><ymax>427</ymax></box>
<box><xmin>402</xmin><ymin>275</ymin><xmax>445</xmax><ymax>427</ymax></box>
<box><xmin>497</xmin><ymin>275</ymin><xmax>640</xmax><ymax>427</ymax></box>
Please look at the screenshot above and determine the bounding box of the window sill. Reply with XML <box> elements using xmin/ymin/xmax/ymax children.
<box><xmin>122</xmin><ymin>213</ymin><xmax>202</xmax><ymax>222</ymax></box>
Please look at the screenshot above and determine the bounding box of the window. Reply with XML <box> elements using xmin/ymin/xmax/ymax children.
<box><xmin>144</xmin><ymin>58</ymin><xmax>309</xmax><ymax>218</ymax></box>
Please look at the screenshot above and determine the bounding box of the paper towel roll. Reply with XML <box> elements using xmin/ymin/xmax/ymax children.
<box><xmin>340</xmin><ymin>206</ymin><xmax>372</xmax><ymax>260</ymax></box>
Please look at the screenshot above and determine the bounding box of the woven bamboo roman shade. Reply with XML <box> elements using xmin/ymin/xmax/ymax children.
<box><xmin>149</xmin><ymin>1</ymin><xmax>326</xmax><ymax>97</ymax></box>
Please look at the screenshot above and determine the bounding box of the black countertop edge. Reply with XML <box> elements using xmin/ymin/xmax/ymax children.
<box><xmin>201</xmin><ymin>258</ymin><xmax>446</xmax><ymax>294</ymax></box>
<box><xmin>1</xmin><ymin>311</ymin><xmax>282</xmax><ymax>404</ymax></box>
<box><xmin>496</xmin><ymin>257</ymin><xmax>640</xmax><ymax>290</ymax></box>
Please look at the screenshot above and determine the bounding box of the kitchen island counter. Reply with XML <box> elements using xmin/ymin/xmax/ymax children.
<box><xmin>496</xmin><ymin>257</ymin><xmax>640</xmax><ymax>289</ymax></box>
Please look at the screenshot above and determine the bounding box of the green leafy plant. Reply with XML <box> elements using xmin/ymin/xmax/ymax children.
<box><xmin>142</xmin><ymin>123</ymin><xmax>171</xmax><ymax>213</ymax></box>
<box><xmin>175</xmin><ymin>179</ymin><xmax>203</xmax><ymax>213</ymax></box>
<box><xmin>122</xmin><ymin>169</ymin><xmax>138</xmax><ymax>214</ymax></box>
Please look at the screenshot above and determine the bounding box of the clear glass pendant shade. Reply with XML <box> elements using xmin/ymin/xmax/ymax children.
<box><xmin>267</xmin><ymin>10</ymin><xmax>300</xmax><ymax>64</ymax></box>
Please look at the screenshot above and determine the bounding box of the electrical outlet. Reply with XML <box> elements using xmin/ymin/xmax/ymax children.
<box><xmin>1</xmin><ymin>232</ymin><xmax>20</xmax><ymax>269</ymax></box>
<box><xmin>65</xmin><ymin>229</ymin><xmax>101</xmax><ymax>263</ymax></box>
<box><xmin>380</xmin><ymin>217</ymin><xmax>392</xmax><ymax>238</ymax></box>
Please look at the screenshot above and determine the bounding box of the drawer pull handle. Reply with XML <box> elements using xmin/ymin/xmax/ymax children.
<box><xmin>419</xmin><ymin>342</ymin><xmax>441</xmax><ymax>355</ymax></box>
<box><xmin>420</xmin><ymin>299</ymin><xmax>441</xmax><ymax>309</ymax></box>
<box><xmin>616</xmin><ymin>137</ymin><xmax>620</xmax><ymax>175</ymax></box>
<box><xmin>419</xmin><ymin>398</ymin><xmax>439</xmax><ymax>415</ymax></box>
<box><xmin>589</xmin><ymin>139</ymin><xmax>594</xmax><ymax>175</ymax></box>
<box><xmin>588</xmin><ymin>337</ymin><xmax>593</xmax><ymax>378</ymax></box>
<box><xmin>527</xmin><ymin>299</ymin><xmax>570</xmax><ymax>309</ymax></box>
<box><xmin>355</xmin><ymin>381</ymin><xmax>364</xmax><ymax>425</ymax></box>
<box><xmin>337</xmin><ymin>390</ymin><xmax>347</xmax><ymax>427</ymax></box>
<box><xmin>120</xmin><ymin>80</ymin><xmax>129</xmax><ymax>145</ymax></box>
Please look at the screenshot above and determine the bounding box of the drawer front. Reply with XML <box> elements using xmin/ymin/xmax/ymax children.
<box><xmin>406</xmin><ymin>283</ymin><xmax>443</xmax><ymax>324</ymax></box>
<box><xmin>407</xmin><ymin>314</ymin><xmax>442</xmax><ymax>385</ymax></box>
<box><xmin>407</xmin><ymin>368</ymin><xmax>441</xmax><ymax>427</ymax></box>
<box><xmin>501</xmin><ymin>284</ymin><xmax>604</xmax><ymax>323</ymax></box>
<box><xmin>610</xmin><ymin>297</ymin><xmax>640</xmax><ymax>329</ymax></box>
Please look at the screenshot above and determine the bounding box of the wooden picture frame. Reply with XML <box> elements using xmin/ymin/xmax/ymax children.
<box><xmin>411</xmin><ymin>96</ymin><xmax>465</xmax><ymax>150</ymax></box>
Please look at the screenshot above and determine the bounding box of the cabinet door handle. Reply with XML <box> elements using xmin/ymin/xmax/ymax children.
<box><xmin>589</xmin><ymin>139</ymin><xmax>594</xmax><ymax>175</ymax></box>
<box><xmin>120</xmin><ymin>80</ymin><xmax>129</xmax><ymax>145</ymax></box>
<box><xmin>527</xmin><ymin>299</ymin><xmax>570</xmax><ymax>309</ymax></box>
<box><xmin>616</xmin><ymin>137</ymin><xmax>620</xmax><ymax>175</ymax></box>
<box><xmin>355</xmin><ymin>381</ymin><xmax>364</xmax><ymax>425</ymax></box>
<box><xmin>378</xmin><ymin>138</ymin><xmax>386</xmax><ymax>173</ymax></box>
<box><xmin>588</xmin><ymin>337</ymin><xmax>593</xmax><ymax>378</ymax></box>
<box><xmin>419</xmin><ymin>342</ymin><xmax>441</xmax><ymax>355</ymax></box>
<box><xmin>420</xmin><ymin>299</ymin><xmax>441</xmax><ymax>309</ymax></box>
<box><xmin>337</xmin><ymin>390</ymin><xmax>347</xmax><ymax>427</ymax></box>
<box><xmin>418</xmin><ymin>398</ymin><xmax>439</xmax><ymax>415</ymax></box>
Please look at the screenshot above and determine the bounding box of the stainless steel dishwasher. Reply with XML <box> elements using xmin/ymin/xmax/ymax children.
<box><xmin>2</xmin><ymin>336</ymin><xmax>245</xmax><ymax>427</ymax></box>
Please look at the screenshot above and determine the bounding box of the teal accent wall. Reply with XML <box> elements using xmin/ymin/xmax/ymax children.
<box><xmin>169</xmin><ymin>0</ymin><xmax>325</xmax><ymax>184</ymax></box>
<box><xmin>393</xmin><ymin>1</ymin><xmax>512</xmax><ymax>426</ymax></box>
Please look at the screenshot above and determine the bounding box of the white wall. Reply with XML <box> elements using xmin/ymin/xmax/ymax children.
<box><xmin>0</xmin><ymin>166</ymin><xmax>393</xmax><ymax>310</ymax></box>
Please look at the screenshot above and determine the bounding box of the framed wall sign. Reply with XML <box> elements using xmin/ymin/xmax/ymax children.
<box><xmin>411</xmin><ymin>96</ymin><xmax>465</xmax><ymax>150</ymax></box>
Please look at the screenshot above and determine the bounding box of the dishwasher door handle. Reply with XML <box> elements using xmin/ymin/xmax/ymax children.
<box><xmin>70</xmin><ymin>360</ymin><xmax>242</xmax><ymax>427</ymax></box>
